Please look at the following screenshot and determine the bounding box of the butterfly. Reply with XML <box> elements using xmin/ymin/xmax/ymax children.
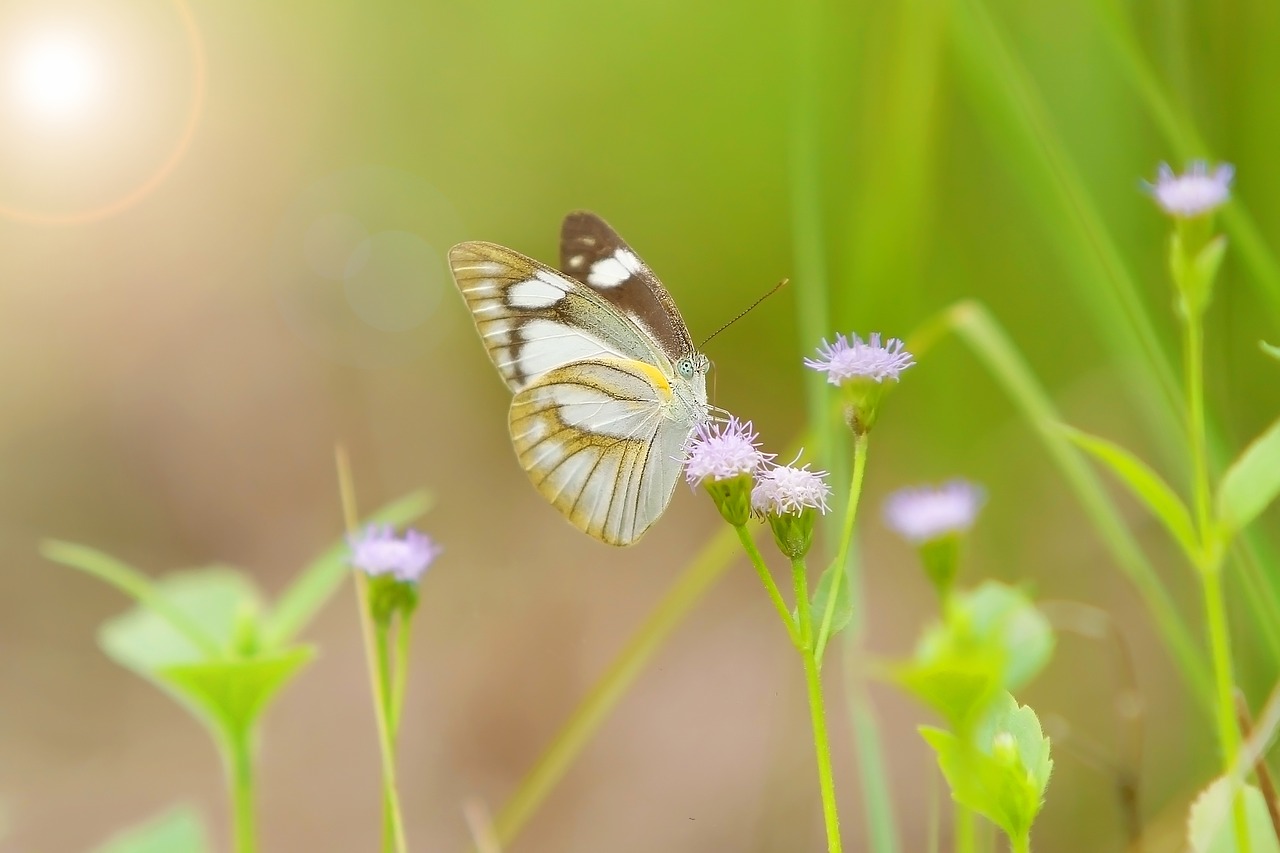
<box><xmin>448</xmin><ymin>211</ymin><xmax>711</xmax><ymax>546</ymax></box>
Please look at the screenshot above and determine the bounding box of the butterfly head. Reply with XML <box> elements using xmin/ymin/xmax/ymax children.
<box><xmin>675</xmin><ymin>352</ymin><xmax>711</xmax><ymax>381</ymax></box>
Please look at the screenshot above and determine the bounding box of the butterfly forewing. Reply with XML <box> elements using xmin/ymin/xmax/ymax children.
<box><xmin>449</xmin><ymin>241</ymin><xmax>667</xmax><ymax>392</ymax></box>
<box><xmin>559</xmin><ymin>211</ymin><xmax>694</xmax><ymax>363</ymax></box>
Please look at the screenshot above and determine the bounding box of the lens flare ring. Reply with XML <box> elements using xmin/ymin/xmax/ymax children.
<box><xmin>0</xmin><ymin>0</ymin><xmax>206</xmax><ymax>225</ymax></box>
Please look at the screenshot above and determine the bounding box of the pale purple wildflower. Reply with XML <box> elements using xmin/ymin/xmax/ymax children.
<box><xmin>1146</xmin><ymin>161</ymin><xmax>1234</xmax><ymax>218</ymax></box>
<box><xmin>684</xmin><ymin>417</ymin><xmax>771</xmax><ymax>485</ymax></box>
<box><xmin>883</xmin><ymin>480</ymin><xmax>985</xmax><ymax>545</ymax></box>
<box><xmin>752</xmin><ymin>462</ymin><xmax>832</xmax><ymax>516</ymax></box>
<box><xmin>805</xmin><ymin>333</ymin><xmax>914</xmax><ymax>385</ymax></box>
<box><xmin>349</xmin><ymin>525</ymin><xmax>441</xmax><ymax>582</ymax></box>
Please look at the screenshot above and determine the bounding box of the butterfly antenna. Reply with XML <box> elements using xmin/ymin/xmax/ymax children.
<box><xmin>698</xmin><ymin>278</ymin><xmax>788</xmax><ymax>349</ymax></box>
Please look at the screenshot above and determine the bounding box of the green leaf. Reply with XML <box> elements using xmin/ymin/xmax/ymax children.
<box><xmin>98</xmin><ymin>568</ymin><xmax>313</xmax><ymax>741</ymax></box>
<box><xmin>41</xmin><ymin>542</ymin><xmax>221</xmax><ymax>658</ymax></box>
<box><xmin>1188</xmin><ymin>777</ymin><xmax>1280</xmax><ymax>853</ymax></box>
<box><xmin>98</xmin><ymin>569</ymin><xmax>263</xmax><ymax>673</ymax></box>
<box><xmin>1218</xmin><ymin>416</ymin><xmax>1280</xmax><ymax>535</ymax></box>
<box><xmin>811</xmin><ymin>559</ymin><xmax>854</xmax><ymax>650</ymax></box>
<box><xmin>1061</xmin><ymin>425</ymin><xmax>1198</xmax><ymax>558</ymax></box>
<box><xmin>921</xmin><ymin>693</ymin><xmax>1052</xmax><ymax>847</ymax></box>
<box><xmin>265</xmin><ymin>489</ymin><xmax>432</xmax><ymax>645</ymax></box>
<box><xmin>92</xmin><ymin>805</ymin><xmax>210</xmax><ymax>853</ymax></box>
<box><xmin>162</xmin><ymin>646</ymin><xmax>315</xmax><ymax>739</ymax></box>
<box><xmin>1262</xmin><ymin>341</ymin><xmax>1280</xmax><ymax>362</ymax></box>
<box><xmin>892</xmin><ymin>582</ymin><xmax>1053</xmax><ymax>729</ymax></box>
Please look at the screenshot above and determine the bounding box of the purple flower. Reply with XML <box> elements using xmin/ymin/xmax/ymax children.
<box><xmin>1146</xmin><ymin>161</ymin><xmax>1234</xmax><ymax>218</ymax></box>
<box><xmin>883</xmin><ymin>480</ymin><xmax>985</xmax><ymax>545</ymax></box>
<box><xmin>752</xmin><ymin>462</ymin><xmax>832</xmax><ymax>516</ymax></box>
<box><xmin>684</xmin><ymin>417</ymin><xmax>771</xmax><ymax>485</ymax></box>
<box><xmin>805</xmin><ymin>333</ymin><xmax>914</xmax><ymax>386</ymax></box>
<box><xmin>348</xmin><ymin>525</ymin><xmax>441</xmax><ymax>582</ymax></box>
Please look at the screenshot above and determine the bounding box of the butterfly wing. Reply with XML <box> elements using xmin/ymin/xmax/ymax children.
<box><xmin>508</xmin><ymin>357</ymin><xmax>697</xmax><ymax>545</ymax></box>
<box><xmin>559</xmin><ymin>211</ymin><xmax>695</xmax><ymax>363</ymax></box>
<box><xmin>450</xmin><ymin>240</ymin><xmax>669</xmax><ymax>392</ymax></box>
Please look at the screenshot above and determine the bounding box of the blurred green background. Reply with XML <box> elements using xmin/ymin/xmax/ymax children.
<box><xmin>2</xmin><ymin>0</ymin><xmax>1279</xmax><ymax>850</ymax></box>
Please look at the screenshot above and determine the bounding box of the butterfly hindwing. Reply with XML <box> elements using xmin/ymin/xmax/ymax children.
<box><xmin>449</xmin><ymin>241</ymin><xmax>666</xmax><ymax>392</ymax></box>
<box><xmin>559</xmin><ymin>211</ymin><xmax>694</xmax><ymax>363</ymax></box>
<box><xmin>508</xmin><ymin>358</ymin><xmax>690</xmax><ymax>545</ymax></box>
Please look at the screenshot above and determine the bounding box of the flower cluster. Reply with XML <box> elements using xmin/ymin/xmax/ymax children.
<box><xmin>751</xmin><ymin>462</ymin><xmax>832</xmax><ymax>516</ymax></box>
<box><xmin>349</xmin><ymin>525</ymin><xmax>442</xmax><ymax>583</ymax></box>
<box><xmin>683</xmin><ymin>417</ymin><xmax>771</xmax><ymax>485</ymax></box>
<box><xmin>804</xmin><ymin>332</ymin><xmax>915</xmax><ymax>386</ymax></box>
<box><xmin>1146</xmin><ymin>161</ymin><xmax>1233</xmax><ymax>219</ymax></box>
<box><xmin>805</xmin><ymin>332</ymin><xmax>915</xmax><ymax>434</ymax></box>
<box><xmin>883</xmin><ymin>480</ymin><xmax>985</xmax><ymax>545</ymax></box>
<box><xmin>883</xmin><ymin>480</ymin><xmax>985</xmax><ymax>600</ymax></box>
<box><xmin>684</xmin><ymin>418</ymin><xmax>830</xmax><ymax>555</ymax></box>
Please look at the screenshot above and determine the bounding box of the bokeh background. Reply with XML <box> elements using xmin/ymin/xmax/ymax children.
<box><xmin>3</xmin><ymin>0</ymin><xmax>1279</xmax><ymax>850</ymax></box>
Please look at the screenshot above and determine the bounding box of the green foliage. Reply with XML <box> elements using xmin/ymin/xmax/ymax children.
<box><xmin>1217</xmin><ymin>417</ymin><xmax>1280</xmax><ymax>537</ymax></box>
<box><xmin>921</xmin><ymin>693</ymin><xmax>1052</xmax><ymax>849</ymax></box>
<box><xmin>91</xmin><ymin>805</ymin><xmax>210</xmax><ymax>853</ymax></box>
<box><xmin>1171</xmin><ymin>231</ymin><xmax>1227</xmax><ymax>318</ymax></box>
<box><xmin>1188</xmin><ymin>777</ymin><xmax>1280</xmax><ymax>853</ymax></box>
<box><xmin>1061</xmin><ymin>425</ymin><xmax>1198</xmax><ymax>558</ymax></box>
<box><xmin>894</xmin><ymin>581</ymin><xmax>1053</xmax><ymax>730</ymax></box>
<box><xmin>93</xmin><ymin>567</ymin><xmax>315</xmax><ymax>745</ymax></box>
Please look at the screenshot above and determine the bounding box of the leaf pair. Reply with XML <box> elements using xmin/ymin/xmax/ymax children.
<box><xmin>1064</xmin><ymin>421</ymin><xmax>1280</xmax><ymax>558</ymax></box>
<box><xmin>893</xmin><ymin>581</ymin><xmax>1053</xmax><ymax>731</ymax></box>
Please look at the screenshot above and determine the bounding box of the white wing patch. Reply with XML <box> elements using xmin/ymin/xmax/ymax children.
<box><xmin>587</xmin><ymin>249</ymin><xmax>642</xmax><ymax>288</ymax></box>
<box><xmin>510</xmin><ymin>318</ymin><xmax>630</xmax><ymax>380</ymax></box>
<box><xmin>508</xmin><ymin>273</ymin><xmax>567</xmax><ymax>309</ymax></box>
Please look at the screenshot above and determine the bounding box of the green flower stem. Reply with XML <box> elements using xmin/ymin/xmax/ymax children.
<box><xmin>817</xmin><ymin>433</ymin><xmax>869</xmax><ymax>659</ymax></box>
<box><xmin>1181</xmin><ymin>310</ymin><xmax>1248</xmax><ymax>851</ymax></box>
<box><xmin>735</xmin><ymin>524</ymin><xmax>801</xmax><ymax>648</ymax></box>
<box><xmin>793</xmin><ymin>556</ymin><xmax>843</xmax><ymax>853</ymax></box>
<box><xmin>953</xmin><ymin>802</ymin><xmax>975</xmax><ymax>853</ymax></box>
<box><xmin>228</xmin><ymin>727</ymin><xmax>256</xmax><ymax>853</ymax></box>
<box><xmin>392</xmin><ymin>618</ymin><xmax>414</xmax><ymax>737</ymax></box>
<box><xmin>1011</xmin><ymin>831</ymin><xmax>1030</xmax><ymax>853</ymax></box>
<box><xmin>1205</xmin><ymin>565</ymin><xmax>1249</xmax><ymax>850</ymax></box>
<box><xmin>336</xmin><ymin>448</ymin><xmax>409</xmax><ymax>853</ymax></box>
<box><xmin>1184</xmin><ymin>319</ymin><xmax>1212</xmax><ymax>537</ymax></box>
<box><xmin>375</xmin><ymin>621</ymin><xmax>400</xmax><ymax>853</ymax></box>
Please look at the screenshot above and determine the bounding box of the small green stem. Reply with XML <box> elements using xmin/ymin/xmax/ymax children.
<box><xmin>392</xmin><ymin>617</ymin><xmax>414</xmax><ymax>737</ymax></box>
<box><xmin>336</xmin><ymin>449</ymin><xmax>409</xmax><ymax>853</ymax></box>
<box><xmin>1184</xmin><ymin>318</ymin><xmax>1212</xmax><ymax>536</ymax></box>
<box><xmin>794</xmin><ymin>556</ymin><xmax>843</xmax><ymax>853</ymax></box>
<box><xmin>735</xmin><ymin>525</ymin><xmax>801</xmax><ymax>648</ymax></box>
<box><xmin>229</xmin><ymin>728</ymin><xmax>256</xmax><ymax>853</ymax></box>
<box><xmin>1182</xmin><ymin>311</ymin><xmax>1249</xmax><ymax>851</ymax></box>
<box><xmin>954</xmin><ymin>802</ymin><xmax>975</xmax><ymax>853</ymax></box>
<box><xmin>818</xmin><ymin>434</ymin><xmax>869</xmax><ymax>659</ymax></box>
<box><xmin>375</xmin><ymin>621</ymin><xmax>399</xmax><ymax>853</ymax></box>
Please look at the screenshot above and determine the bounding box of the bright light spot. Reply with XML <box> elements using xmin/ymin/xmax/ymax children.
<box><xmin>9</xmin><ymin>31</ymin><xmax>103</xmax><ymax>121</ymax></box>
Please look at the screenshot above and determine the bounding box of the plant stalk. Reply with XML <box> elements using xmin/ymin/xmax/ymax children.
<box><xmin>818</xmin><ymin>433</ymin><xmax>869</xmax><ymax>658</ymax></box>
<box><xmin>229</xmin><ymin>728</ymin><xmax>257</xmax><ymax>853</ymax></box>
<box><xmin>794</xmin><ymin>556</ymin><xmax>843</xmax><ymax>853</ymax></box>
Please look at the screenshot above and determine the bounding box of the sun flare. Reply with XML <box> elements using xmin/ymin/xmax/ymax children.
<box><xmin>8</xmin><ymin>30</ymin><xmax>103</xmax><ymax>122</ymax></box>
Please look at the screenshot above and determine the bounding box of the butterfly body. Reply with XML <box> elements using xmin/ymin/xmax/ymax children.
<box><xmin>449</xmin><ymin>212</ymin><xmax>709</xmax><ymax>546</ymax></box>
